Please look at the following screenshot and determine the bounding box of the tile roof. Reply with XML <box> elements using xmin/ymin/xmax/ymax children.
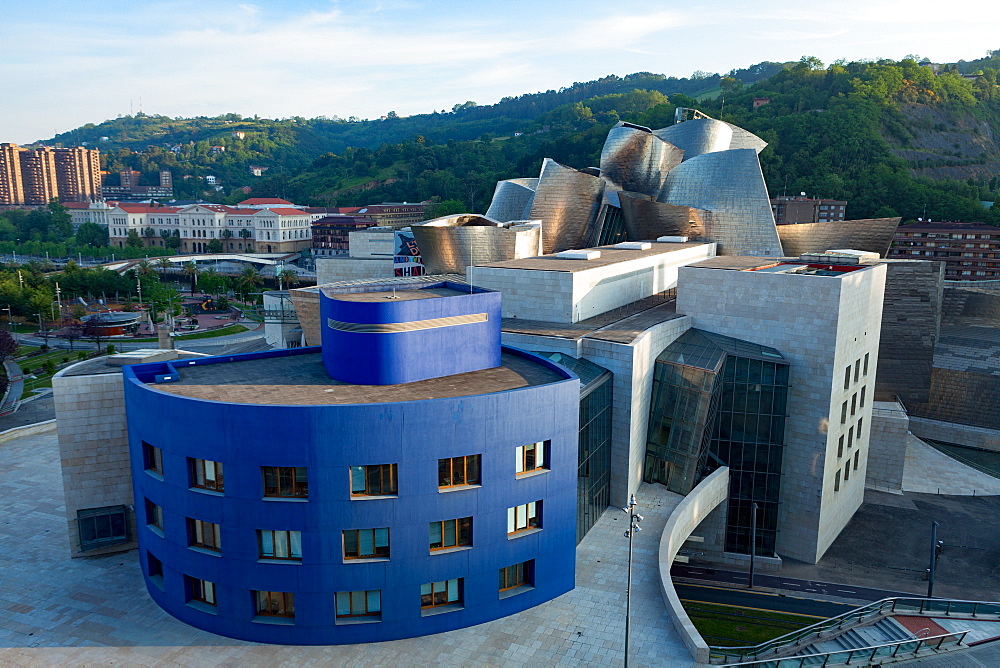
<box><xmin>238</xmin><ymin>198</ymin><xmax>293</xmax><ymax>205</ymax></box>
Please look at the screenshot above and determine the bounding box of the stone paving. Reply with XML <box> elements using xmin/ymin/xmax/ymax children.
<box><xmin>902</xmin><ymin>435</ymin><xmax>1000</xmax><ymax>496</ymax></box>
<box><xmin>0</xmin><ymin>429</ymin><xmax>694</xmax><ymax>667</ymax></box>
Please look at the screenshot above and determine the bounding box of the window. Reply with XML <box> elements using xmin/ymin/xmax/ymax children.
<box><xmin>854</xmin><ymin>450</ymin><xmax>860</xmax><ymax>471</ymax></box>
<box><xmin>145</xmin><ymin>499</ymin><xmax>164</xmax><ymax>531</ymax></box>
<box><xmin>863</xmin><ymin>353</ymin><xmax>869</xmax><ymax>376</ymax></box>
<box><xmin>851</xmin><ymin>393</ymin><xmax>857</xmax><ymax>416</ymax></box>
<box><xmin>420</xmin><ymin>578</ymin><xmax>462</xmax><ymax>610</ymax></box>
<box><xmin>848</xmin><ymin>427</ymin><xmax>854</xmax><ymax>449</ymax></box>
<box><xmin>351</xmin><ymin>464</ymin><xmax>397</xmax><ymax>496</ymax></box>
<box><xmin>430</xmin><ymin>517</ymin><xmax>472</xmax><ymax>551</ymax></box>
<box><xmin>189</xmin><ymin>458</ymin><xmax>224</xmax><ymax>492</ymax></box>
<box><xmin>840</xmin><ymin>401</ymin><xmax>848</xmax><ymax>424</ymax></box>
<box><xmin>854</xmin><ymin>360</ymin><xmax>860</xmax><ymax>383</ymax></box>
<box><xmin>335</xmin><ymin>590</ymin><xmax>381</xmax><ymax>620</ymax></box>
<box><xmin>438</xmin><ymin>454</ymin><xmax>481</xmax><ymax>489</ymax></box>
<box><xmin>835</xmin><ymin>470</ymin><xmax>841</xmax><ymax>492</ymax></box>
<box><xmin>837</xmin><ymin>435</ymin><xmax>844</xmax><ymax>458</ymax></box>
<box><xmin>147</xmin><ymin>551</ymin><xmax>164</xmax><ymax>588</ymax></box>
<box><xmin>188</xmin><ymin>518</ymin><xmax>222</xmax><ymax>552</ymax></box>
<box><xmin>857</xmin><ymin>417</ymin><xmax>863</xmax><ymax>439</ymax></box>
<box><xmin>499</xmin><ymin>560</ymin><xmax>533</xmax><ymax>592</ymax></box>
<box><xmin>516</xmin><ymin>442</ymin><xmax>548</xmax><ymax>475</ymax></box>
<box><xmin>844</xmin><ymin>366</ymin><xmax>851</xmax><ymax>390</ymax></box>
<box><xmin>254</xmin><ymin>590</ymin><xmax>294</xmax><ymax>618</ymax></box>
<box><xmin>258</xmin><ymin>529</ymin><xmax>302</xmax><ymax>561</ymax></box>
<box><xmin>143</xmin><ymin>441</ymin><xmax>163</xmax><ymax>476</ymax></box>
<box><xmin>507</xmin><ymin>501</ymin><xmax>541</xmax><ymax>535</ymax></box>
<box><xmin>860</xmin><ymin>386</ymin><xmax>866</xmax><ymax>408</ymax></box>
<box><xmin>262</xmin><ymin>466</ymin><xmax>308</xmax><ymax>498</ymax></box>
<box><xmin>844</xmin><ymin>462</ymin><xmax>851</xmax><ymax>482</ymax></box>
<box><xmin>186</xmin><ymin>575</ymin><xmax>217</xmax><ymax>606</ymax></box>
<box><xmin>77</xmin><ymin>505</ymin><xmax>129</xmax><ymax>551</ymax></box>
<box><xmin>343</xmin><ymin>528</ymin><xmax>389</xmax><ymax>560</ymax></box>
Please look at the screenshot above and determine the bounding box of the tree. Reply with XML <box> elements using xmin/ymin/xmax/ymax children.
<box><xmin>81</xmin><ymin>313</ymin><xmax>110</xmax><ymax>350</ymax></box>
<box><xmin>236</xmin><ymin>264</ymin><xmax>263</xmax><ymax>301</ymax></box>
<box><xmin>125</xmin><ymin>229</ymin><xmax>143</xmax><ymax>248</ymax></box>
<box><xmin>76</xmin><ymin>222</ymin><xmax>108</xmax><ymax>247</ymax></box>
<box><xmin>278</xmin><ymin>268</ymin><xmax>300</xmax><ymax>290</ymax></box>
<box><xmin>165</xmin><ymin>231</ymin><xmax>182</xmax><ymax>250</ymax></box>
<box><xmin>48</xmin><ymin>200</ymin><xmax>72</xmax><ymax>240</ymax></box>
<box><xmin>221</xmin><ymin>229</ymin><xmax>234</xmax><ymax>239</ymax></box>
<box><xmin>182</xmin><ymin>261</ymin><xmax>199</xmax><ymax>295</ymax></box>
<box><xmin>207</xmin><ymin>238</ymin><xmax>223</xmax><ymax>253</ymax></box>
<box><xmin>135</xmin><ymin>259</ymin><xmax>156</xmax><ymax>278</ymax></box>
<box><xmin>156</xmin><ymin>257</ymin><xmax>172</xmax><ymax>275</ymax></box>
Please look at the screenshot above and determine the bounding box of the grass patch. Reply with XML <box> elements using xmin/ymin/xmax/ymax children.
<box><xmin>681</xmin><ymin>600</ymin><xmax>819</xmax><ymax>647</ymax></box>
<box><xmin>128</xmin><ymin>324</ymin><xmax>249</xmax><ymax>343</ymax></box>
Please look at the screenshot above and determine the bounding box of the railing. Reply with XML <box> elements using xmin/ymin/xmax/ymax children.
<box><xmin>717</xmin><ymin>631</ymin><xmax>968</xmax><ymax>667</ymax></box>
<box><xmin>708</xmin><ymin>597</ymin><xmax>1000</xmax><ymax>664</ymax></box>
<box><xmin>921</xmin><ymin>439</ymin><xmax>1000</xmax><ymax>481</ymax></box>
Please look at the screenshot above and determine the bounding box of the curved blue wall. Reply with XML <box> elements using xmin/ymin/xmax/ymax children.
<box><xmin>124</xmin><ymin>347</ymin><xmax>578</xmax><ymax>645</ymax></box>
<box><xmin>321</xmin><ymin>282</ymin><xmax>502</xmax><ymax>385</ymax></box>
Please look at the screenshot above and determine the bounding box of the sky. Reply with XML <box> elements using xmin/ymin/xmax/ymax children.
<box><xmin>2</xmin><ymin>0</ymin><xmax>999</xmax><ymax>144</ymax></box>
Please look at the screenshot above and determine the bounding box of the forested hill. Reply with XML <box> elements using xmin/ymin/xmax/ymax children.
<box><xmin>41</xmin><ymin>52</ymin><xmax>1000</xmax><ymax>224</ymax></box>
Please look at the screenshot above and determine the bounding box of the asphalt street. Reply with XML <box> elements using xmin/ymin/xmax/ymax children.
<box><xmin>675</xmin><ymin>582</ymin><xmax>858</xmax><ymax>618</ymax></box>
<box><xmin>672</xmin><ymin>563</ymin><xmax>915</xmax><ymax>602</ymax></box>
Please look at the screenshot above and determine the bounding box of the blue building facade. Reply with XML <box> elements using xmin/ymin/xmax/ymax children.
<box><xmin>123</xmin><ymin>283</ymin><xmax>579</xmax><ymax>645</ymax></box>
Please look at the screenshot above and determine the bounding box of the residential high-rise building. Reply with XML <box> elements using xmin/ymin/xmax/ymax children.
<box><xmin>0</xmin><ymin>143</ymin><xmax>26</xmax><ymax>205</ymax></box>
<box><xmin>0</xmin><ymin>143</ymin><xmax>102</xmax><ymax>204</ymax></box>
<box><xmin>888</xmin><ymin>220</ymin><xmax>1000</xmax><ymax>280</ymax></box>
<box><xmin>54</xmin><ymin>146</ymin><xmax>102</xmax><ymax>203</ymax></box>
<box><xmin>771</xmin><ymin>195</ymin><xmax>847</xmax><ymax>225</ymax></box>
<box><xmin>20</xmin><ymin>146</ymin><xmax>59</xmax><ymax>205</ymax></box>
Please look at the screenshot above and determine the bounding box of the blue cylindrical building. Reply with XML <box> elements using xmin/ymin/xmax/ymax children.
<box><xmin>123</xmin><ymin>282</ymin><xmax>579</xmax><ymax>644</ymax></box>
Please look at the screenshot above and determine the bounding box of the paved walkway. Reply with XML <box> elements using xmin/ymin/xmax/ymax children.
<box><xmin>902</xmin><ymin>435</ymin><xmax>1000</xmax><ymax>496</ymax></box>
<box><xmin>0</xmin><ymin>430</ymin><xmax>693</xmax><ymax>666</ymax></box>
<box><xmin>898</xmin><ymin>640</ymin><xmax>1000</xmax><ymax>666</ymax></box>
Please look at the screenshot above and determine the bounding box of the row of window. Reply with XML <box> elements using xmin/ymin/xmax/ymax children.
<box><xmin>839</xmin><ymin>386</ymin><xmax>867</xmax><ymax>424</ymax></box>
<box><xmin>148</xmin><ymin>552</ymin><xmax>533</xmax><ymax>621</ymax></box>
<box><xmin>143</xmin><ymin>442</ymin><xmax>549</xmax><ymax>498</ymax></box>
<box><xmin>834</xmin><ymin>450</ymin><xmax>862</xmax><ymax>492</ymax></box>
<box><xmin>145</xmin><ymin>502</ymin><xmax>543</xmax><ymax>559</ymax></box>
<box><xmin>842</xmin><ymin>353</ymin><xmax>870</xmax><ymax>390</ymax></box>
<box><xmin>837</xmin><ymin>417</ymin><xmax>864</xmax><ymax>458</ymax></box>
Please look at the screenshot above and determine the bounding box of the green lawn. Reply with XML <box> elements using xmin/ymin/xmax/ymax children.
<box><xmin>682</xmin><ymin>600</ymin><xmax>820</xmax><ymax>647</ymax></box>
<box><xmin>128</xmin><ymin>323</ymin><xmax>249</xmax><ymax>343</ymax></box>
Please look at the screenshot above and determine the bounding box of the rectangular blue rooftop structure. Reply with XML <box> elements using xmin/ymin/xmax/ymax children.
<box><xmin>320</xmin><ymin>280</ymin><xmax>502</xmax><ymax>385</ymax></box>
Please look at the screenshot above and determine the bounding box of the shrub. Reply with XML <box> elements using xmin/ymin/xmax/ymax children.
<box><xmin>62</xmin><ymin>357</ymin><xmax>69</xmax><ymax>364</ymax></box>
<box><xmin>106</xmin><ymin>344</ymin><xmax>116</xmax><ymax>355</ymax></box>
<box><xmin>45</xmin><ymin>360</ymin><xmax>56</xmax><ymax>375</ymax></box>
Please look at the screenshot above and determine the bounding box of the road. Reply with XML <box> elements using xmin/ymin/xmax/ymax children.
<box><xmin>672</xmin><ymin>563</ymin><xmax>916</xmax><ymax>602</ymax></box>
<box><xmin>17</xmin><ymin>325</ymin><xmax>266</xmax><ymax>353</ymax></box>
<box><xmin>675</xmin><ymin>583</ymin><xmax>857</xmax><ymax>618</ymax></box>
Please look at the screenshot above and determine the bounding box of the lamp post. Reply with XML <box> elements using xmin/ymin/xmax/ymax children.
<box><xmin>749</xmin><ymin>502</ymin><xmax>759</xmax><ymax>589</ymax></box>
<box><xmin>927</xmin><ymin>521</ymin><xmax>941</xmax><ymax>598</ymax></box>
<box><xmin>622</xmin><ymin>494</ymin><xmax>643</xmax><ymax>668</ymax></box>
<box><xmin>3</xmin><ymin>306</ymin><xmax>12</xmax><ymax>333</ymax></box>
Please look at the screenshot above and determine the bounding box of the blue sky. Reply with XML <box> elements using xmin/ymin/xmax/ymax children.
<box><xmin>2</xmin><ymin>0</ymin><xmax>999</xmax><ymax>143</ymax></box>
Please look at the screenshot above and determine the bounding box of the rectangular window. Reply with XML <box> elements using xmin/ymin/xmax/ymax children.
<box><xmin>147</xmin><ymin>551</ymin><xmax>163</xmax><ymax>578</ymax></box>
<box><xmin>186</xmin><ymin>575</ymin><xmax>217</xmax><ymax>606</ymax></box>
<box><xmin>335</xmin><ymin>590</ymin><xmax>381</xmax><ymax>620</ymax></box>
<box><xmin>438</xmin><ymin>454</ymin><xmax>481</xmax><ymax>489</ymax></box>
<box><xmin>844</xmin><ymin>462</ymin><xmax>851</xmax><ymax>482</ymax></box>
<box><xmin>841</xmin><ymin>401</ymin><xmax>848</xmax><ymax>424</ymax></box>
<box><xmin>854</xmin><ymin>359</ymin><xmax>860</xmax><ymax>383</ymax></box>
<box><xmin>835</xmin><ymin>470</ymin><xmax>841</xmax><ymax>492</ymax></box>
<box><xmin>854</xmin><ymin>450</ymin><xmax>860</xmax><ymax>471</ymax></box>
<box><xmin>516</xmin><ymin>442</ymin><xmax>548</xmax><ymax>475</ymax></box>
<box><xmin>857</xmin><ymin>417</ymin><xmax>863</xmax><ymax>439</ymax></box>
<box><xmin>499</xmin><ymin>560</ymin><xmax>533</xmax><ymax>592</ymax></box>
<box><xmin>77</xmin><ymin>505</ymin><xmax>129</xmax><ymax>551</ymax></box>
<box><xmin>188</xmin><ymin>518</ymin><xmax>222</xmax><ymax>552</ymax></box>
<box><xmin>254</xmin><ymin>590</ymin><xmax>294</xmax><ymax>618</ymax></box>
<box><xmin>851</xmin><ymin>393</ymin><xmax>857</xmax><ymax>416</ymax></box>
<box><xmin>189</xmin><ymin>458</ymin><xmax>224</xmax><ymax>492</ymax></box>
<box><xmin>262</xmin><ymin>466</ymin><xmax>308</xmax><ymax>498</ymax></box>
<box><xmin>863</xmin><ymin>353</ymin><xmax>869</xmax><ymax>376</ymax></box>
<box><xmin>420</xmin><ymin>578</ymin><xmax>462</xmax><ymax>609</ymax></box>
<box><xmin>429</xmin><ymin>517</ymin><xmax>472</xmax><ymax>550</ymax></box>
<box><xmin>350</xmin><ymin>464</ymin><xmax>397</xmax><ymax>496</ymax></box>
<box><xmin>844</xmin><ymin>366</ymin><xmax>851</xmax><ymax>390</ymax></box>
<box><xmin>837</xmin><ymin>435</ymin><xmax>844</xmax><ymax>458</ymax></box>
<box><xmin>848</xmin><ymin>427</ymin><xmax>854</xmax><ymax>449</ymax></box>
<box><xmin>343</xmin><ymin>528</ymin><xmax>389</xmax><ymax>560</ymax></box>
<box><xmin>258</xmin><ymin>530</ymin><xmax>302</xmax><ymax>561</ymax></box>
<box><xmin>860</xmin><ymin>386</ymin><xmax>866</xmax><ymax>408</ymax></box>
<box><xmin>507</xmin><ymin>501</ymin><xmax>541</xmax><ymax>535</ymax></box>
<box><xmin>143</xmin><ymin>441</ymin><xmax>163</xmax><ymax>475</ymax></box>
<box><xmin>145</xmin><ymin>499</ymin><xmax>164</xmax><ymax>531</ymax></box>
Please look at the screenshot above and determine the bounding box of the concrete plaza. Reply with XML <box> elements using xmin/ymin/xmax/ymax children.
<box><xmin>0</xmin><ymin>428</ymin><xmax>694</xmax><ymax>667</ymax></box>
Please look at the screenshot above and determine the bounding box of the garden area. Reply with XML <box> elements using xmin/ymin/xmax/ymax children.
<box><xmin>682</xmin><ymin>600</ymin><xmax>819</xmax><ymax>647</ymax></box>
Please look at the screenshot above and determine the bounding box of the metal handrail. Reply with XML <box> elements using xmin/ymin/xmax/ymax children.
<box><xmin>717</xmin><ymin>631</ymin><xmax>969</xmax><ymax>667</ymax></box>
<box><xmin>708</xmin><ymin>597</ymin><xmax>1000</xmax><ymax>664</ymax></box>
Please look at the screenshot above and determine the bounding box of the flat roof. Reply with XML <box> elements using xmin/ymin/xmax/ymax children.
<box><xmin>326</xmin><ymin>286</ymin><xmax>468</xmax><ymax>302</ymax></box>
<box><xmin>502</xmin><ymin>298</ymin><xmax>681</xmax><ymax>344</ymax></box>
<box><xmin>148</xmin><ymin>350</ymin><xmax>565</xmax><ymax>405</ymax></box>
<box><xmin>477</xmin><ymin>241</ymin><xmax>708</xmax><ymax>273</ymax></box>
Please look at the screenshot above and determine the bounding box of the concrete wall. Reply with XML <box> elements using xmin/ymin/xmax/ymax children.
<box><xmin>123</xmin><ymin>347</ymin><xmax>580</xmax><ymax>645</ymax></box>
<box><xmin>676</xmin><ymin>263</ymin><xmax>886</xmax><ymax>564</ymax></box>
<box><xmin>52</xmin><ymin>366</ymin><xmax>134</xmax><ymax>558</ymax></box>
<box><xmin>472</xmin><ymin>243</ymin><xmax>714</xmax><ymax>324</ymax></box>
<box><xmin>909</xmin><ymin>416</ymin><xmax>1000</xmax><ymax>452</ymax></box>
<box><xmin>866</xmin><ymin>401</ymin><xmax>909</xmax><ymax>493</ymax></box>
<box><xmin>348</xmin><ymin>229</ymin><xmax>395</xmax><ymax>258</ymax></box>
<box><xmin>315</xmin><ymin>257</ymin><xmax>395</xmax><ymax>285</ymax></box>
<box><xmin>656</xmin><ymin>467</ymin><xmax>730</xmax><ymax>666</ymax></box>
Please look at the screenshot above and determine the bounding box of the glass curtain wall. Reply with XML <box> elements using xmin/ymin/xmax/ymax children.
<box><xmin>541</xmin><ymin>352</ymin><xmax>614</xmax><ymax>543</ymax></box>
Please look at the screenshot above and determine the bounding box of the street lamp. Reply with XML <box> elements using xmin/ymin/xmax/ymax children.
<box><xmin>749</xmin><ymin>502</ymin><xmax>759</xmax><ymax>589</ymax></box>
<box><xmin>3</xmin><ymin>306</ymin><xmax>12</xmax><ymax>333</ymax></box>
<box><xmin>622</xmin><ymin>494</ymin><xmax>643</xmax><ymax>668</ymax></box>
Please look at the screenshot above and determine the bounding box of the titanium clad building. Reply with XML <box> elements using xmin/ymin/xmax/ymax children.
<box><xmin>122</xmin><ymin>282</ymin><xmax>579</xmax><ymax>644</ymax></box>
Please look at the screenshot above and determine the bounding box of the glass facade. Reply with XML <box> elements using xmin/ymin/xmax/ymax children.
<box><xmin>645</xmin><ymin>329</ymin><xmax>789</xmax><ymax>556</ymax></box>
<box><xmin>593</xmin><ymin>204</ymin><xmax>627</xmax><ymax>246</ymax></box>
<box><xmin>541</xmin><ymin>352</ymin><xmax>614</xmax><ymax>543</ymax></box>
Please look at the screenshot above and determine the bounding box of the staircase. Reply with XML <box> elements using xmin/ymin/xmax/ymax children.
<box><xmin>803</xmin><ymin>617</ymin><xmax>915</xmax><ymax>656</ymax></box>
